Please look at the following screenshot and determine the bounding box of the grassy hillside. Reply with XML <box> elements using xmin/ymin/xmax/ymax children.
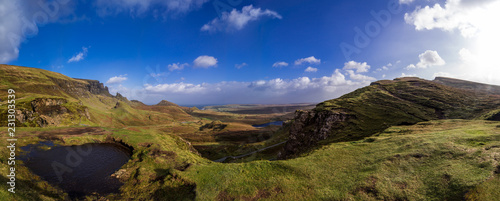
<box><xmin>434</xmin><ymin>77</ymin><xmax>500</xmax><ymax>95</ymax></box>
<box><xmin>317</xmin><ymin>77</ymin><xmax>500</xmax><ymax>141</ymax></box>
<box><xmin>1</xmin><ymin>66</ymin><xmax>499</xmax><ymax>200</ymax></box>
<box><xmin>182</xmin><ymin>120</ymin><xmax>500</xmax><ymax>200</ymax></box>
<box><xmin>0</xmin><ymin>65</ymin><xmax>195</xmax><ymax>128</ymax></box>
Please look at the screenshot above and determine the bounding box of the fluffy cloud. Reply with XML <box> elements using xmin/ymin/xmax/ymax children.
<box><xmin>294</xmin><ymin>56</ymin><xmax>321</xmax><ymax>65</ymax></box>
<box><xmin>68</xmin><ymin>47</ymin><xmax>88</xmax><ymax>63</ymax></box>
<box><xmin>399</xmin><ymin>0</ymin><xmax>415</xmax><ymax>4</ymax></box>
<box><xmin>305</xmin><ymin>67</ymin><xmax>318</xmax><ymax>73</ymax></box>
<box><xmin>0</xmin><ymin>0</ymin><xmax>76</xmax><ymax>63</ymax></box>
<box><xmin>201</xmin><ymin>5</ymin><xmax>282</xmax><ymax>32</ymax></box>
<box><xmin>346</xmin><ymin>70</ymin><xmax>376</xmax><ymax>81</ymax></box>
<box><xmin>95</xmin><ymin>0</ymin><xmax>209</xmax><ymax>17</ymax></box>
<box><xmin>459</xmin><ymin>48</ymin><xmax>476</xmax><ymax>63</ymax></box>
<box><xmin>168</xmin><ymin>62</ymin><xmax>188</xmax><ymax>71</ymax></box>
<box><xmin>235</xmin><ymin>63</ymin><xmax>247</xmax><ymax>69</ymax></box>
<box><xmin>272</xmin><ymin>61</ymin><xmax>288</xmax><ymax>68</ymax></box>
<box><xmin>115</xmin><ymin>69</ymin><xmax>374</xmax><ymax>105</ymax></box>
<box><xmin>404</xmin><ymin>0</ymin><xmax>498</xmax><ymax>38</ymax></box>
<box><xmin>343</xmin><ymin>61</ymin><xmax>370</xmax><ymax>73</ymax></box>
<box><xmin>401</xmin><ymin>73</ymin><xmax>417</xmax><ymax>77</ymax></box>
<box><xmin>106</xmin><ymin>75</ymin><xmax>128</xmax><ymax>84</ymax></box>
<box><xmin>193</xmin><ymin>55</ymin><xmax>218</xmax><ymax>68</ymax></box>
<box><xmin>406</xmin><ymin>50</ymin><xmax>445</xmax><ymax>69</ymax></box>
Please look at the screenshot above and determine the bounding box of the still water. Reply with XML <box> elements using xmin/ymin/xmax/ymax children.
<box><xmin>20</xmin><ymin>142</ymin><xmax>131</xmax><ymax>198</ymax></box>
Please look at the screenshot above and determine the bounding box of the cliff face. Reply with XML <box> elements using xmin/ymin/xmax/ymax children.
<box><xmin>48</xmin><ymin>77</ymin><xmax>112</xmax><ymax>98</ymax></box>
<box><xmin>14</xmin><ymin>98</ymin><xmax>90</xmax><ymax>127</ymax></box>
<box><xmin>278</xmin><ymin>110</ymin><xmax>350</xmax><ymax>159</ymax></box>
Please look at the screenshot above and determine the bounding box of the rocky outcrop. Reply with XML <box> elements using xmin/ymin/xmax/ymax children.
<box><xmin>115</xmin><ymin>93</ymin><xmax>129</xmax><ymax>102</ymax></box>
<box><xmin>278</xmin><ymin>110</ymin><xmax>350</xmax><ymax>159</ymax></box>
<box><xmin>14</xmin><ymin>98</ymin><xmax>90</xmax><ymax>127</ymax></box>
<box><xmin>47</xmin><ymin>76</ymin><xmax>112</xmax><ymax>98</ymax></box>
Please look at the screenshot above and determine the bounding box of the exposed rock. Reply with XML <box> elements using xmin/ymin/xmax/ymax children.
<box><xmin>47</xmin><ymin>76</ymin><xmax>112</xmax><ymax>98</ymax></box>
<box><xmin>115</xmin><ymin>93</ymin><xmax>129</xmax><ymax>102</ymax></box>
<box><xmin>278</xmin><ymin>110</ymin><xmax>349</xmax><ymax>159</ymax></box>
<box><xmin>113</xmin><ymin>102</ymin><xmax>121</xmax><ymax>109</ymax></box>
<box><xmin>14</xmin><ymin>98</ymin><xmax>90</xmax><ymax>127</ymax></box>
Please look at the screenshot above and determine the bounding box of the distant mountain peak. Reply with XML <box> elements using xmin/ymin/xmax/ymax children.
<box><xmin>156</xmin><ymin>100</ymin><xmax>179</xmax><ymax>107</ymax></box>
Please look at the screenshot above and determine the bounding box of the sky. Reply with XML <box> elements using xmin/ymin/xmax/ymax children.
<box><xmin>1</xmin><ymin>0</ymin><xmax>499</xmax><ymax>105</ymax></box>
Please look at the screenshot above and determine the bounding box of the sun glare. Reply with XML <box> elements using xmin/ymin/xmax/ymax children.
<box><xmin>468</xmin><ymin>1</ymin><xmax>500</xmax><ymax>83</ymax></box>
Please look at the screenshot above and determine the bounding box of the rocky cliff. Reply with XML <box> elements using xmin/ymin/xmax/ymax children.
<box><xmin>278</xmin><ymin>110</ymin><xmax>350</xmax><ymax>159</ymax></box>
<box><xmin>48</xmin><ymin>76</ymin><xmax>112</xmax><ymax>98</ymax></box>
<box><xmin>13</xmin><ymin>98</ymin><xmax>90</xmax><ymax>127</ymax></box>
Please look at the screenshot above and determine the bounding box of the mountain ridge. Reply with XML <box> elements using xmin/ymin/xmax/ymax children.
<box><xmin>279</xmin><ymin>77</ymin><xmax>500</xmax><ymax>159</ymax></box>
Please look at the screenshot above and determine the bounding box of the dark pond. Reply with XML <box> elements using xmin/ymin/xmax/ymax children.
<box><xmin>252</xmin><ymin>121</ymin><xmax>284</xmax><ymax>128</ymax></box>
<box><xmin>20</xmin><ymin>142</ymin><xmax>132</xmax><ymax>198</ymax></box>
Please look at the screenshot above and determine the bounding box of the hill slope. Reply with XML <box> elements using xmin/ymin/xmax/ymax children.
<box><xmin>279</xmin><ymin>77</ymin><xmax>500</xmax><ymax>159</ymax></box>
<box><xmin>0</xmin><ymin>65</ymin><xmax>193</xmax><ymax>127</ymax></box>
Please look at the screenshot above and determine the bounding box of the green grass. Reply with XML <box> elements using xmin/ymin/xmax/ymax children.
<box><xmin>182</xmin><ymin>120</ymin><xmax>500</xmax><ymax>200</ymax></box>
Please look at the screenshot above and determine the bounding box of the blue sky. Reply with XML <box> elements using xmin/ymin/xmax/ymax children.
<box><xmin>1</xmin><ymin>0</ymin><xmax>499</xmax><ymax>105</ymax></box>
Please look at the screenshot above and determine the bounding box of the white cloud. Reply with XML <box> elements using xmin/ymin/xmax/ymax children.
<box><xmin>404</xmin><ymin>0</ymin><xmax>498</xmax><ymax>38</ymax></box>
<box><xmin>343</xmin><ymin>61</ymin><xmax>370</xmax><ymax>73</ymax></box>
<box><xmin>406</xmin><ymin>50</ymin><xmax>445</xmax><ymax>69</ymax></box>
<box><xmin>95</xmin><ymin>0</ymin><xmax>209</xmax><ymax>17</ymax></box>
<box><xmin>116</xmin><ymin>69</ymin><xmax>372</xmax><ymax>105</ymax></box>
<box><xmin>0</xmin><ymin>0</ymin><xmax>76</xmax><ymax>63</ymax></box>
<box><xmin>346</xmin><ymin>70</ymin><xmax>376</xmax><ymax>81</ymax></box>
<box><xmin>201</xmin><ymin>5</ymin><xmax>282</xmax><ymax>32</ymax></box>
<box><xmin>294</xmin><ymin>56</ymin><xmax>321</xmax><ymax>65</ymax></box>
<box><xmin>406</xmin><ymin>64</ymin><xmax>417</xmax><ymax>69</ymax></box>
<box><xmin>68</xmin><ymin>47</ymin><xmax>88</xmax><ymax>63</ymax></box>
<box><xmin>376</xmin><ymin>63</ymin><xmax>392</xmax><ymax>71</ymax></box>
<box><xmin>433</xmin><ymin>72</ymin><xmax>454</xmax><ymax>78</ymax></box>
<box><xmin>272</xmin><ymin>61</ymin><xmax>289</xmax><ymax>68</ymax></box>
<box><xmin>168</xmin><ymin>62</ymin><xmax>188</xmax><ymax>71</ymax></box>
<box><xmin>459</xmin><ymin>48</ymin><xmax>476</xmax><ymax>63</ymax></box>
<box><xmin>235</xmin><ymin>63</ymin><xmax>247</xmax><ymax>69</ymax></box>
<box><xmin>305</xmin><ymin>67</ymin><xmax>318</xmax><ymax>73</ymax></box>
<box><xmin>193</xmin><ymin>55</ymin><xmax>218</xmax><ymax>68</ymax></box>
<box><xmin>399</xmin><ymin>0</ymin><xmax>415</xmax><ymax>4</ymax></box>
<box><xmin>106</xmin><ymin>75</ymin><xmax>128</xmax><ymax>84</ymax></box>
<box><xmin>401</xmin><ymin>73</ymin><xmax>417</xmax><ymax>77</ymax></box>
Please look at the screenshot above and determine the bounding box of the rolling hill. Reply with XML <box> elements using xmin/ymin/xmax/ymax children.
<box><xmin>0</xmin><ymin>65</ymin><xmax>499</xmax><ymax>200</ymax></box>
<box><xmin>279</xmin><ymin>77</ymin><xmax>500</xmax><ymax>159</ymax></box>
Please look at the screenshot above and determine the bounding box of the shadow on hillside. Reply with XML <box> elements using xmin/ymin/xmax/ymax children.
<box><xmin>214</xmin><ymin>130</ymin><xmax>272</xmax><ymax>143</ymax></box>
<box><xmin>151</xmin><ymin>168</ymin><xmax>196</xmax><ymax>201</ymax></box>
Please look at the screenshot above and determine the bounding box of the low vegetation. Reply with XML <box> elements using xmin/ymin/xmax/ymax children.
<box><xmin>0</xmin><ymin>66</ymin><xmax>499</xmax><ymax>200</ymax></box>
<box><xmin>182</xmin><ymin>120</ymin><xmax>500</xmax><ymax>200</ymax></box>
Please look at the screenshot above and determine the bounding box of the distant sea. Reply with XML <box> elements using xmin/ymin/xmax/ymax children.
<box><xmin>178</xmin><ymin>104</ymin><xmax>223</xmax><ymax>110</ymax></box>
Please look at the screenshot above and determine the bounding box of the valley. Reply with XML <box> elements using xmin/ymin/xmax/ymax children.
<box><xmin>0</xmin><ymin>65</ymin><xmax>499</xmax><ymax>200</ymax></box>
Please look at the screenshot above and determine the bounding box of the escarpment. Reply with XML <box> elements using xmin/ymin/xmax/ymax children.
<box><xmin>48</xmin><ymin>76</ymin><xmax>112</xmax><ymax>98</ymax></box>
<box><xmin>278</xmin><ymin>110</ymin><xmax>350</xmax><ymax>159</ymax></box>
